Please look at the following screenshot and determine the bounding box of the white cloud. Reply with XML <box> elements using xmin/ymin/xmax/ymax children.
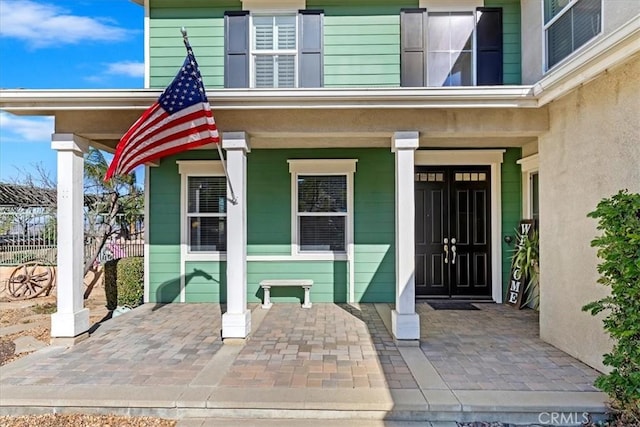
<box><xmin>105</xmin><ymin>61</ymin><xmax>145</xmax><ymax>78</ymax></box>
<box><xmin>0</xmin><ymin>112</ymin><xmax>54</xmax><ymax>142</ymax></box>
<box><xmin>0</xmin><ymin>0</ymin><xmax>129</xmax><ymax>48</ymax></box>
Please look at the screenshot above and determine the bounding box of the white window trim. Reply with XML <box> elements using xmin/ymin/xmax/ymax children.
<box><xmin>288</xmin><ymin>159</ymin><xmax>357</xmax><ymax>261</ymax></box>
<box><xmin>249</xmin><ymin>12</ymin><xmax>299</xmax><ymax>88</ymax></box>
<box><xmin>542</xmin><ymin>0</ymin><xmax>604</xmax><ymax>71</ymax></box>
<box><xmin>178</xmin><ymin>160</ymin><xmax>227</xmax><ymax>263</ymax></box>
<box><xmin>517</xmin><ymin>154</ymin><xmax>540</xmax><ymax>220</ymax></box>
<box><xmin>415</xmin><ymin>149</ymin><xmax>505</xmax><ymax>303</ymax></box>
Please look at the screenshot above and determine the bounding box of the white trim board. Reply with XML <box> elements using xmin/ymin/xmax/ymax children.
<box><xmin>415</xmin><ymin>149</ymin><xmax>505</xmax><ymax>303</ymax></box>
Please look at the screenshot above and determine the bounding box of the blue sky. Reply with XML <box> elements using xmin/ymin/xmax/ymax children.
<box><xmin>0</xmin><ymin>0</ymin><xmax>145</xmax><ymax>183</ymax></box>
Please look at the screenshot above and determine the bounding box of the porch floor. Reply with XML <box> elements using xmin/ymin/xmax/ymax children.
<box><xmin>0</xmin><ymin>302</ymin><xmax>606</xmax><ymax>425</ymax></box>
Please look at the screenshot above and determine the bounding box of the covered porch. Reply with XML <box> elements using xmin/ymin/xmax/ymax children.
<box><xmin>0</xmin><ymin>87</ymin><xmax>549</xmax><ymax>344</ymax></box>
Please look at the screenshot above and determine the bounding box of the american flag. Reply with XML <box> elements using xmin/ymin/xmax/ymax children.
<box><xmin>105</xmin><ymin>41</ymin><xmax>219</xmax><ymax>180</ymax></box>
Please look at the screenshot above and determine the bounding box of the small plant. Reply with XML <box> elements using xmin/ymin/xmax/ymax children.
<box><xmin>31</xmin><ymin>302</ymin><xmax>56</xmax><ymax>315</ymax></box>
<box><xmin>116</xmin><ymin>257</ymin><xmax>144</xmax><ymax>309</ymax></box>
<box><xmin>510</xmin><ymin>226</ymin><xmax>540</xmax><ymax>309</ymax></box>
<box><xmin>582</xmin><ymin>189</ymin><xmax>640</xmax><ymax>425</ymax></box>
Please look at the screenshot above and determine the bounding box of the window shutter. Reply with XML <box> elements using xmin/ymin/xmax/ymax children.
<box><xmin>298</xmin><ymin>10</ymin><xmax>324</xmax><ymax>88</ymax></box>
<box><xmin>400</xmin><ymin>8</ymin><xmax>427</xmax><ymax>87</ymax></box>
<box><xmin>224</xmin><ymin>11</ymin><xmax>249</xmax><ymax>88</ymax></box>
<box><xmin>476</xmin><ymin>7</ymin><xmax>503</xmax><ymax>85</ymax></box>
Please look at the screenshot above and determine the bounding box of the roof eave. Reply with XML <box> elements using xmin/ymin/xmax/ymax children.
<box><xmin>0</xmin><ymin>86</ymin><xmax>538</xmax><ymax>115</ymax></box>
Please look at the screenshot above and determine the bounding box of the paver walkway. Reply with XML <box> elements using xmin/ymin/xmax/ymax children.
<box><xmin>221</xmin><ymin>303</ymin><xmax>417</xmax><ymax>389</ymax></box>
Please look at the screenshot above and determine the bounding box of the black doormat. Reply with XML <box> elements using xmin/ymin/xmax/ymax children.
<box><xmin>427</xmin><ymin>301</ymin><xmax>480</xmax><ymax>310</ymax></box>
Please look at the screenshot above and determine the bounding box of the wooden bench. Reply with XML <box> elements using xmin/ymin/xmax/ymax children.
<box><xmin>259</xmin><ymin>279</ymin><xmax>314</xmax><ymax>309</ymax></box>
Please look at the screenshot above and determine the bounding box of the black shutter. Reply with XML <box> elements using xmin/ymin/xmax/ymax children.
<box><xmin>298</xmin><ymin>10</ymin><xmax>324</xmax><ymax>88</ymax></box>
<box><xmin>476</xmin><ymin>7</ymin><xmax>503</xmax><ymax>85</ymax></box>
<box><xmin>400</xmin><ymin>8</ymin><xmax>427</xmax><ymax>87</ymax></box>
<box><xmin>224</xmin><ymin>11</ymin><xmax>249</xmax><ymax>88</ymax></box>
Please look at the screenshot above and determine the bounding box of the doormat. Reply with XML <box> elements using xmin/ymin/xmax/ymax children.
<box><xmin>427</xmin><ymin>301</ymin><xmax>480</xmax><ymax>310</ymax></box>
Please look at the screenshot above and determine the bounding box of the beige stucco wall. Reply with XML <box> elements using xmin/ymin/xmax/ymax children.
<box><xmin>538</xmin><ymin>55</ymin><xmax>640</xmax><ymax>372</ymax></box>
<box><xmin>520</xmin><ymin>0</ymin><xmax>544</xmax><ymax>84</ymax></box>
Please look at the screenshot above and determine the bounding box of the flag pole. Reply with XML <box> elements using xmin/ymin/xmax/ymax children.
<box><xmin>181</xmin><ymin>27</ymin><xmax>238</xmax><ymax>205</ymax></box>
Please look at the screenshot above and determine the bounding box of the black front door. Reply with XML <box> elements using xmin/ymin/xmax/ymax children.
<box><xmin>415</xmin><ymin>166</ymin><xmax>492</xmax><ymax>298</ymax></box>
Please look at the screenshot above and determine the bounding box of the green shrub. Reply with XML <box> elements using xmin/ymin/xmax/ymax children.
<box><xmin>116</xmin><ymin>257</ymin><xmax>144</xmax><ymax>309</ymax></box>
<box><xmin>104</xmin><ymin>259</ymin><xmax>118</xmax><ymax>311</ymax></box>
<box><xmin>583</xmin><ymin>190</ymin><xmax>640</xmax><ymax>423</ymax></box>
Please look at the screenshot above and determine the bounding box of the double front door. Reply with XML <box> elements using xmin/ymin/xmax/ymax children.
<box><xmin>415</xmin><ymin>166</ymin><xmax>492</xmax><ymax>298</ymax></box>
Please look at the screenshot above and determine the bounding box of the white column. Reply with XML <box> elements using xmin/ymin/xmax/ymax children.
<box><xmin>50</xmin><ymin>133</ymin><xmax>90</xmax><ymax>342</ymax></box>
<box><xmin>391</xmin><ymin>131</ymin><xmax>420</xmax><ymax>341</ymax></box>
<box><xmin>221</xmin><ymin>132</ymin><xmax>251</xmax><ymax>339</ymax></box>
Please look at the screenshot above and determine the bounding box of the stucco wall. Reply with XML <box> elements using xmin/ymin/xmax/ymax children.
<box><xmin>538</xmin><ymin>56</ymin><xmax>640</xmax><ymax>372</ymax></box>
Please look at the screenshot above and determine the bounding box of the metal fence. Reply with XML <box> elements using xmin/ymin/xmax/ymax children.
<box><xmin>0</xmin><ymin>211</ymin><xmax>144</xmax><ymax>266</ymax></box>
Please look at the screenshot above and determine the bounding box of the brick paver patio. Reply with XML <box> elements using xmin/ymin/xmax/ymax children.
<box><xmin>220</xmin><ymin>303</ymin><xmax>418</xmax><ymax>389</ymax></box>
<box><xmin>416</xmin><ymin>302</ymin><xmax>599</xmax><ymax>392</ymax></box>
<box><xmin>1</xmin><ymin>304</ymin><xmax>224</xmax><ymax>387</ymax></box>
<box><xmin>1</xmin><ymin>301</ymin><xmax>599</xmax><ymax>394</ymax></box>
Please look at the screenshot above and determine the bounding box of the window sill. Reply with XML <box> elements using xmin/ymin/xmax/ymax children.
<box><xmin>184</xmin><ymin>252</ymin><xmax>227</xmax><ymax>262</ymax></box>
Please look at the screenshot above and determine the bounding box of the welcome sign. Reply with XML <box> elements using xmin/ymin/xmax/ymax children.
<box><xmin>506</xmin><ymin>220</ymin><xmax>536</xmax><ymax>308</ymax></box>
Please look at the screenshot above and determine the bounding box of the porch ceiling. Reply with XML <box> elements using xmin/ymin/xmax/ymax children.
<box><xmin>1</xmin><ymin>87</ymin><xmax>547</xmax><ymax>152</ymax></box>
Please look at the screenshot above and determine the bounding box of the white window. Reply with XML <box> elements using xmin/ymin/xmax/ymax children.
<box><xmin>517</xmin><ymin>154</ymin><xmax>540</xmax><ymax>223</ymax></box>
<box><xmin>251</xmin><ymin>14</ymin><xmax>297</xmax><ymax>88</ymax></box>
<box><xmin>427</xmin><ymin>12</ymin><xmax>475</xmax><ymax>86</ymax></box>
<box><xmin>288</xmin><ymin>159</ymin><xmax>357</xmax><ymax>256</ymax></box>
<box><xmin>178</xmin><ymin>161</ymin><xmax>227</xmax><ymax>256</ymax></box>
<box><xmin>544</xmin><ymin>0</ymin><xmax>602</xmax><ymax>70</ymax></box>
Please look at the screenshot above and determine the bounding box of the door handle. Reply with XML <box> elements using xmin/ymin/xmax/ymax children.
<box><xmin>451</xmin><ymin>238</ymin><xmax>457</xmax><ymax>265</ymax></box>
<box><xmin>443</xmin><ymin>238</ymin><xmax>449</xmax><ymax>264</ymax></box>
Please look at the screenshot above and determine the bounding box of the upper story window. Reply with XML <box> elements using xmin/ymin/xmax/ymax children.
<box><xmin>253</xmin><ymin>15</ymin><xmax>297</xmax><ymax>88</ymax></box>
<box><xmin>401</xmin><ymin>7</ymin><xmax>503</xmax><ymax>87</ymax></box>
<box><xmin>427</xmin><ymin>12</ymin><xmax>475</xmax><ymax>86</ymax></box>
<box><xmin>225</xmin><ymin>10</ymin><xmax>324</xmax><ymax>88</ymax></box>
<box><xmin>544</xmin><ymin>0</ymin><xmax>602</xmax><ymax>70</ymax></box>
<box><xmin>288</xmin><ymin>159</ymin><xmax>356</xmax><ymax>256</ymax></box>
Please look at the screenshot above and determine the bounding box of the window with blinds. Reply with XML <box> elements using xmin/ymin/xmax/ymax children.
<box><xmin>544</xmin><ymin>0</ymin><xmax>601</xmax><ymax>69</ymax></box>
<box><xmin>252</xmin><ymin>15</ymin><xmax>297</xmax><ymax>88</ymax></box>
<box><xmin>187</xmin><ymin>176</ymin><xmax>226</xmax><ymax>252</ymax></box>
<box><xmin>297</xmin><ymin>175</ymin><xmax>347</xmax><ymax>252</ymax></box>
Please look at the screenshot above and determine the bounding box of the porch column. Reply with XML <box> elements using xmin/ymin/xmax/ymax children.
<box><xmin>222</xmin><ymin>132</ymin><xmax>251</xmax><ymax>339</ymax></box>
<box><xmin>50</xmin><ymin>133</ymin><xmax>90</xmax><ymax>343</ymax></box>
<box><xmin>391</xmin><ymin>131</ymin><xmax>420</xmax><ymax>341</ymax></box>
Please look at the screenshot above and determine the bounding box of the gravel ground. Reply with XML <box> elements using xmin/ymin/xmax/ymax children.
<box><xmin>0</xmin><ymin>414</ymin><xmax>176</xmax><ymax>427</ymax></box>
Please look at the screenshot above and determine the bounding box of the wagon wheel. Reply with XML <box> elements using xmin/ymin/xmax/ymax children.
<box><xmin>7</xmin><ymin>260</ymin><xmax>54</xmax><ymax>300</ymax></box>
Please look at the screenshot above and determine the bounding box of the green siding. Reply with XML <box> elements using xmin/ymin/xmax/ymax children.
<box><xmin>148</xmin><ymin>0</ymin><xmax>521</xmax><ymax>88</ymax></box>
<box><xmin>148</xmin><ymin>148</ymin><xmax>395</xmax><ymax>303</ymax></box>
<box><xmin>184</xmin><ymin>261</ymin><xmax>226</xmax><ymax>302</ymax></box>
<box><xmin>148</xmin><ymin>149</ymin><xmax>220</xmax><ymax>303</ymax></box>
<box><xmin>485</xmin><ymin>0</ymin><xmax>522</xmax><ymax>84</ymax></box>
<box><xmin>248</xmin><ymin>261</ymin><xmax>348</xmax><ymax>303</ymax></box>
<box><xmin>309</xmin><ymin>2</ymin><xmax>414</xmax><ymax>88</ymax></box>
<box><xmin>247</xmin><ymin>148</ymin><xmax>395</xmax><ymax>303</ymax></box>
<box><xmin>500</xmin><ymin>147</ymin><xmax>522</xmax><ymax>297</ymax></box>
<box><xmin>148</xmin><ymin>4</ymin><xmax>239</xmax><ymax>89</ymax></box>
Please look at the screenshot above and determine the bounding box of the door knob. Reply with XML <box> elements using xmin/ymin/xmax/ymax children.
<box><xmin>451</xmin><ymin>238</ymin><xmax>457</xmax><ymax>265</ymax></box>
<box><xmin>443</xmin><ymin>238</ymin><xmax>449</xmax><ymax>264</ymax></box>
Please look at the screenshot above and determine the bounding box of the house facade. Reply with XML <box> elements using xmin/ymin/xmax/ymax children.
<box><xmin>0</xmin><ymin>0</ymin><xmax>638</xmax><ymax>372</ymax></box>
